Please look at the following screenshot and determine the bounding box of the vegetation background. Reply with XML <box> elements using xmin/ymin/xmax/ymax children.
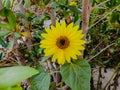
<box><xmin>0</xmin><ymin>0</ymin><xmax>120</xmax><ymax>90</ymax></box>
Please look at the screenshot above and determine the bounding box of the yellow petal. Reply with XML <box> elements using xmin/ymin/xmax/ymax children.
<box><xmin>44</xmin><ymin>47</ymin><xmax>57</xmax><ymax>56</ymax></box>
<box><xmin>67</xmin><ymin>22</ymin><xmax>73</xmax><ymax>30</ymax></box>
<box><xmin>57</xmin><ymin>50</ymin><xmax>65</xmax><ymax>65</ymax></box>
<box><xmin>69</xmin><ymin>1</ymin><xmax>77</xmax><ymax>6</ymax></box>
<box><xmin>52</xmin><ymin>54</ymin><xmax>57</xmax><ymax>62</ymax></box>
<box><xmin>65</xmin><ymin>54</ymin><xmax>71</xmax><ymax>63</ymax></box>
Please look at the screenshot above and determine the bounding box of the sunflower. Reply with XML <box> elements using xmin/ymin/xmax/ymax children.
<box><xmin>40</xmin><ymin>21</ymin><xmax>86</xmax><ymax>65</ymax></box>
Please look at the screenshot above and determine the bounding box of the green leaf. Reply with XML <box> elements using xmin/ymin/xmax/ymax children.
<box><xmin>7</xmin><ymin>38</ymin><xmax>14</xmax><ymax>52</ymax></box>
<box><xmin>31</xmin><ymin>65</ymin><xmax>51</xmax><ymax>90</ymax></box>
<box><xmin>14</xmin><ymin>32</ymin><xmax>21</xmax><ymax>39</ymax></box>
<box><xmin>0</xmin><ymin>86</ymin><xmax>22</xmax><ymax>90</ymax></box>
<box><xmin>106</xmin><ymin>0</ymin><xmax>119</xmax><ymax>7</ymax></box>
<box><xmin>50</xmin><ymin>2</ymin><xmax>59</xmax><ymax>8</ymax></box>
<box><xmin>68</xmin><ymin>6</ymin><xmax>81</xmax><ymax>14</ymax></box>
<box><xmin>44</xmin><ymin>0</ymin><xmax>50</xmax><ymax>5</ymax></box>
<box><xmin>89</xmin><ymin>0</ymin><xmax>93</xmax><ymax>3</ymax></box>
<box><xmin>0</xmin><ymin>66</ymin><xmax>39</xmax><ymax>88</ymax></box>
<box><xmin>110</xmin><ymin>11</ymin><xmax>120</xmax><ymax>23</ymax></box>
<box><xmin>31</xmin><ymin>73</ymin><xmax>51</xmax><ymax>90</ymax></box>
<box><xmin>58</xmin><ymin>0</ymin><xmax>67</xmax><ymax>5</ymax></box>
<box><xmin>6</xmin><ymin>9</ymin><xmax>16</xmax><ymax>30</ymax></box>
<box><xmin>96</xmin><ymin>0</ymin><xmax>104</xmax><ymax>3</ymax></box>
<box><xmin>16</xmin><ymin>12</ymin><xmax>26</xmax><ymax>19</ymax></box>
<box><xmin>0</xmin><ymin>30</ymin><xmax>10</xmax><ymax>37</ymax></box>
<box><xmin>60</xmin><ymin>58</ymin><xmax>91</xmax><ymax>90</ymax></box>
<box><xmin>117</xmin><ymin>38</ymin><xmax>120</xmax><ymax>45</ymax></box>
<box><xmin>0</xmin><ymin>7</ymin><xmax>16</xmax><ymax>30</ymax></box>
<box><xmin>0</xmin><ymin>39</ymin><xmax>7</xmax><ymax>47</ymax></box>
<box><xmin>0</xmin><ymin>24</ymin><xmax>12</xmax><ymax>30</ymax></box>
<box><xmin>3</xmin><ymin>0</ymin><xmax>11</xmax><ymax>8</ymax></box>
<box><xmin>24</xmin><ymin>0</ymin><xmax>31</xmax><ymax>8</ymax></box>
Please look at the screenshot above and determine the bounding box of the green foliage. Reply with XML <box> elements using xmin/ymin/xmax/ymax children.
<box><xmin>116</xmin><ymin>38</ymin><xmax>120</xmax><ymax>45</ymax></box>
<box><xmin>31</xmin><ymin>65</ymin><xmax>51</xmax><ymax>90</ymax></box>
<box><xmin>0</xmin><ymin>23</ymin><xmax>12</xmax><ymax>30</ymax></box>
<box><xmin>0</xmin><ymin>66</ymin><xmax>39</xmax><ymax>88</ymax></box>
<box><xmin>0</xmin><ymin>86</ymin><xmax>22</xmax><ymax>90</ymax></box>
<box><xmin>24</xmin><ymin>0</ymin><xmax>31</xmax><ymax>8</ymax></box>
<box><xmin>106</xmin><ymin>0</ymin><xmax>120</xmax><ymax>7</ymax></box>
<box><xmin>44</xmin><ymin>0</ymin><xmax>50</xmax><ymax>5</ymax></box>
<box><xmin>87</xmin><ymin>0</ymin><xmax>120</xmax><ymax>68</ymax></box>
<box><xmin>96</xmin><ymin>0</ymin><xmax>104</xmax><ymax>3</ymax></box>
<box><xmin>0</xmin><ymin>7</ymin><xmax>16</xmax><ymax>30</ymax></box>
<box><xmin>7</xmin><ymin>38</ymin><xmax>14</xmax><ymax>50</ymax></box>
<box><xmin>109</xmin><ymin>11</ymin><xmax>120</xmax><ymax>27</ymax></box>
<box><xmin>68</xmin><ymin>6</ymin><xmax>81</xmax><ymax>14</ymax></box>
<box><xmin>61</xmin><ymin>58</ymin><xmax>91</xmax><ymax>90</ymax></box>
<box><xmin>0</xmin><ymin>39</ymin><xmax>7</xmax><ymax>48</ymax></box>
<box><xmin>58</xmin><ymin>0</ymin><xmax>68</xmax><ymax>5</ymax></box>
<box><xmin>2</xmin><ymin>0</ymin><xmax>11</xmax><ymax>8</ymax></box>
<box><xmin>14</xmin><ymin>32</ymin><xmax>21</xmax><ymax>39</ymax></box>
<box><xmin>0</xmin><ymin>30</ymin><xmax>10</xmax><ymax>37</ymax></box>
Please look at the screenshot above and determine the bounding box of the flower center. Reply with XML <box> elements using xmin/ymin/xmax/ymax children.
<box><xmin>56</xmin><ymin>36</ymin><xmax>70</xmax><ymax>49</ymax></box>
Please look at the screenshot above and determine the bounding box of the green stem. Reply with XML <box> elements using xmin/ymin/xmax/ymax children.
<box><xmin>60</xmin><ymin>80</ymin><xmax>63</xmax><ymax>88</ymax></box>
